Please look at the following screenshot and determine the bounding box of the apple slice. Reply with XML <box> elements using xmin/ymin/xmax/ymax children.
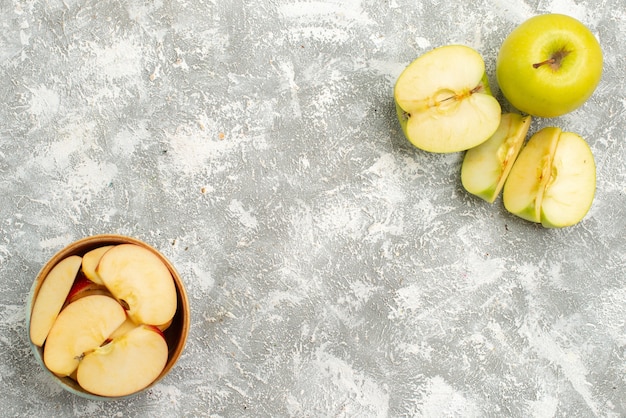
<box><xmin>503</xmin><ymin>127</ymin><xmax>595</xmax><ymax>227</ymax></box>
<box><xmin>394</xmin><ymin>44</ymin><xmax>502</xmax><ymax>153</ymax></box>
<box><xmin>540</xmin><ymin>132</ymin><xmax>596</xmax><ymax>227</ymax></box>
<box><xmin>96</xmin><ymin>244</ymin><xmax>177</xmax><ymax>326</ymax></box>
<box><xmin>81</xmin><ymin>245</ymin><xmax>115</xmax><ymax>284</ymax></box>
<box><xmin>503</xmin><ymin>127</ymin><xmax>560</xmax><ymax>223</ymax></box>
<box><xmin>108</xmin><ymin>317</ymin><xmax>137</xmax><ymax>340</ymax></box>
<box><xmin>43</xmin><ymin>294</ymin><xmax>126</xmax><ymax>376</ymax></box>
<box><xmin>461</xmin><ymin>113</ymin><xmax>532</xmax><ymax>203</ymax></box>
<box><xmin>30</xmin><ymin>255</ymin><xmax>82</xmax><ymax>347</ymax></box>
<box><xmin>77</xmin><ymin>325</ymin><xmax>169</xmax><ymax>397</ymax></box>
<box><xmin>108</xmin><ymin>315</ymin><xmax>173</xmax><ymax>342</ymax></box>
<box><xmin>64</xmin><ymin>274</ymin><xmax>111</xmax><ymax>306</ymax></box>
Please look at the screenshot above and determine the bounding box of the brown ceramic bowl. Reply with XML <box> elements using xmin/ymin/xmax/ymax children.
<box><xmin>26</xmin><ymin>234</ymin><xmax>190</xmax><ymax>400</ymax></box>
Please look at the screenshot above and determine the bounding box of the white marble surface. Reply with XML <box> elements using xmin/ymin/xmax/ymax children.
<box><xmin>1</xmin><ymin>0</ymin><xmax>625</xmax><ymax>416</ymax></box>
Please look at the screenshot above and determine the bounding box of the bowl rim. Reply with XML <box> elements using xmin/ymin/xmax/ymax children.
<box><xmin>26</xmin><ymin>234</ymin><xmax>190</xmax><ymax>401</ymax></box>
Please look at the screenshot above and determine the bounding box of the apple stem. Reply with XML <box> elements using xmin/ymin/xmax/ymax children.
<box><xmin>532</xmin><ymin>58</ymin><xmax>556</xmax><ymax>69</ymax></box>
<box><xmin>533</xmin><ymin>49</ymin><xmax>571</xmax><ymax>70</ymax></box>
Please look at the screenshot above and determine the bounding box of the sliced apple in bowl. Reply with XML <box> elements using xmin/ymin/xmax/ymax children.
<box><xmin>77</xmin><ymin>325</ymin><xmax>169</xmax><ymax>397</ymax></box>
<box><xmin>27</xmin><ymin>234</ymin><xmax>190</xmax><ymax>400</ymax></box>
<box><xmin>394</xmin><ymin>44</ymin><xmax>502</xmax><ymax>153</ymax></box>
<box><xmin>503</xmin><ymin>127</ymin><xmax>596</xmax><ymax>228</ymax></box>
<box><xmin>29</xmin><ymin>255</ymin><xmax>83</xmax><ymax>347</ymax></box>
<box><xmin>96</xmin><ymin>243</ymin><xmax>177</xmax><ymax>326</ymax></box>
<box><xmin>43</xmin><ymin>294</ymin><xmax>127</xmax><ymax>377</ymax></box>
<box><xmin>461</xmin><ymin>113</ymin><xmax>532</xmax><ymax>203</ymax></box>
<box><xmin>81</xmin><ymin>245</ymin><xmax>114</xmax><ymax>284</ymax></box>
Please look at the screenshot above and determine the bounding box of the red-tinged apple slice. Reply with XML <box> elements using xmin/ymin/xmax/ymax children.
<box><xmin>81</xmin><ymin>245</ymin><xmax>115</xmax><ymax>284</ymax></box>
<box><xmin>108</xmin><ymin>316</ymin><xmax>173</xmax><ymax>342</ymax></box>
<box><xmin>461</xmin><ymin>113</ymin><xmax>532</xmax><ymax>203</ymax></box>
<box><xmin>503</xmin><ymin>127</ymin><xmax>560</xmax><ymax>223</ymax></box>
<box><xmin>64</xmin><ymin>274</ymin><xmax>111</xmax><ymax>306</ymax></box>
<box><xmin>43</xmin><ymin>294</ymin><xmax>126</xmax><ymax>376</ymax></box>
<box><xmin>77</xmin><ymin>324</ymin><xmax>169</xmax><ymax>397</ymax></box>
<box><xmin>108</xmin><ymin>317</ymin><xmax>138</xmax><ymax>340</ymax></box>
<box><xmin>155</xmin><ymin>318</ymin><xmax>173</xmax><ymax>332</ymax></box>
<box><xmin>30</xmin><ymin>255</ymin><xmax>83</xmax><ymax>347</ymax></box>
<box><xmin>96</xmin><ymin>244</ymin><xmax>177</xmax><ymax>326</ymax></box>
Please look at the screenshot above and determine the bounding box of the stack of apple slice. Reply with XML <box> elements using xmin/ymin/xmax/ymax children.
<box><xmin>29</xmin><ymin>244</ymin><xmax>178</xmax><ymax>397</ymax></box>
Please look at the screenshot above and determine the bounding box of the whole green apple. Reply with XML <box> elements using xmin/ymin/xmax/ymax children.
<box><xmin>496</xmin><ymin>14</ymin><xmax>603</xmax><ymax>118</ymax></box>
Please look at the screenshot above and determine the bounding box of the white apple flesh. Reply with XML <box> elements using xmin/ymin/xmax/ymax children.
<box><xmin>30</xmin><ymin>255</ymin><xmax>83</xmax><ymax>347</ymax></box>
<box><xmin>107</xmin><ymin>317</ymin><xmax>138</xmax><ymax>341</ymax></box>
<box><xmin>503</xmin><ymin>127</ymin><xmax>595</xmax><ymax>227</ymax></box>
<box><xmin>108</xmin><ymin>316</ymin><xmax>173</xmax><ymax>342</ymax></box>
<box><xmin>96</xmin><ymin>244</ymin><xmax>177</xmax><ymax>326</ymax></box>
<box><xmin>462</xmin><ymin>113</ymin><xmax>532</xmax><ymax>203</ymax></box>
<box><xmin>81</xmin><ymin>245</ymin><xmax>114</xmax><ymax>284</ymax></box>
<box><xmin>540</xmin><ymin>131</ymin><xmax>596</xmax><ymax>227</ymax></box>
<box><xmin>503</xmin><ymin>127</ymin><xmax>560</xmax><ymax>223</ymax></box>
<box><xmin>394</xmin><ymin>45</ymin><xmax>502</xmax><ymax>153</ymax></box>
<box><xmin>43</xmin><ymin>294</ymin><xmax>126</xmax><ymax>376</ymax></box>
<box><xmin>77</xmin><ymin>325</ymin><xmax>169</xmax><ymax>397</ymax></box>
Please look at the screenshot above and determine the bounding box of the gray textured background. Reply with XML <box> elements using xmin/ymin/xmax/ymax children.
<box><xmin>1</xmin><ymin>0</ymin><xmax>625</xmax><ymax>416</ymax></box>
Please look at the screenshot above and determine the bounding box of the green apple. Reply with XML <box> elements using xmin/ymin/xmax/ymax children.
<box><xmin>394</xmin><ymin>45</ymin><xmax>501</xmax><ymax>153</ymax></box>
<box><xmin>496</xmin><ymin>14</ymin><xmax>603</xmax><ymax>117</ymax></box>
<box><xmin>503</xmin><ymin>126</ymin><xmax>596</xmax><ymax>228</ymax></box>
<box><xmin>461</xmin><ymin>113</ymin><xmax>532</xmax><ymax>203</ymax></box>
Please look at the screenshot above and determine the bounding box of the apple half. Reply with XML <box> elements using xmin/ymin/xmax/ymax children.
<box><xmin>503</xmin><ymin>126</ymin><xmax>596</xmax><ymax>227</ymax></box>
<box><xmin>43</xmin><ymin>294</ymin><xmax>127</xmax><ymax>376</ymax></box>
<box><xmin>461</xmin><ymin>113</ymin><xmax>532</xmax><ymax>203</ymax></box>
<box><xmin>394</xmin><ymin>44</ymin><xmax>502</xmax><ymax>153</ymax></box>
<box><xmin>30</xmin><ymin>255</ymin><xmax>83</xmax><ymax>347</ymax></box>
<box><xmin>77</xmin><ymin>325</ymin><xmax>169</xmax><ymax>397</ymax></box>
<box><xmin>96</xmin><ymin>244</ymin><xmax>177</xmax><ymax>326</ymax></box>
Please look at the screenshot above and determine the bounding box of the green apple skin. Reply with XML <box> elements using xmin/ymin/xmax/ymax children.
<box><xmin>503</xmin><ymin>127</ymin><xmax>596</xmax><ymax>228</ymax></box>
<box><xmin>461</xmin><ymin>113</ymin><xmax>532</xmax><ymax>203</ymax></box>
<box><xmin>496</xmin><ymin>14</ymin><xmax>603</xmax><ymax>118</ymax></box>
<box><xmin>394</xmin><ymin>45</ymin><xmax>501</xmax><ymax>153</ymax></box>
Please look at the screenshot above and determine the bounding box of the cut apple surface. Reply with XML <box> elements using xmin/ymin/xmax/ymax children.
<box><xmin>503</xmin><ymin>127</ymin><xmax>595</xmax><ymax>227</ymax></box>
<box><xmin>96</xmin><ymin>244</ymin><xmax>177</xmax><ymax>326</ymax></box>
<box><xmin>394</xmin><ymin>45</ymin><xmax>502</xmax><ymax>153</ymax></box>
<box><xmin>540</xmin><ymin>132</ymin><xmax>596</xmax><ymax>227</ymax></box>
<box><xmin>462</xmin><ymin>113</ymin><xmax>532</xmax><ymax>203</ymax></box>
<box><xmin>77</xmin><ymin>325</ymin><xmax>169</xmax><ymax>397</ymax></box>
<box><xmin>503</xmin><ymin>127</ymin><xmax>560</xmax><ymax>223</ymax></box>
<box><xmin>30</xmin><ymin>255</ymin><xmax>83</xmax><ymax>347</ymax></box>
<box><xmin>108</xmin><ymin>317</ymin><xmax>137</xmax><ymax>340</ymax></box>
<box><xmin>81</xmin><ymin>245</ymin><xmax>114</xmax><ymax>284</ymax></box>
<box><xmin>43</xmin><ymin>294</ymin><xmax>126</xmax><ymax>376</ymax></box>
<box><xmin>65</xmin><ymin>274</ymin><xmax>110</xmax><ymax>306</ymax></box>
